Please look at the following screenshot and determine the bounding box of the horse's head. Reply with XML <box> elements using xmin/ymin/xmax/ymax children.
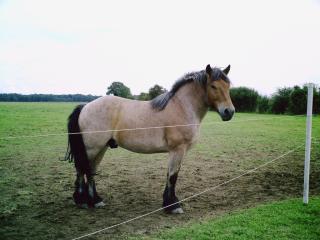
<box><xmin>205</xmin><ymin>64</ymin><xmax>235</xmax><ymax>121</ymax></box>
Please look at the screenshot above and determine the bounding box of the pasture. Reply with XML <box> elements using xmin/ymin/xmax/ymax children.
<box><xmin>140</xmin><ymin>197</ymin><xmax>320</xmax><ymax>240</ymax></box>
<box><xmin>0</xmin><ymin>102</ymin><xmax>319</xmax><ymax>240</ymax></box>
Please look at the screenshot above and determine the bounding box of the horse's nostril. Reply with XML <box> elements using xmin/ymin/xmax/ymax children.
<box><xmin>224</xmin><ymin>108</ymin><xmax>230</xmax><ymax>116</ymax></box>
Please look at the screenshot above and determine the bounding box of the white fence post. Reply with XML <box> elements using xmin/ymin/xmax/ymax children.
<box><xmin>303</xmin><ymin>83</ymin><xmax>313</xmax><ymax>204</ymax></box>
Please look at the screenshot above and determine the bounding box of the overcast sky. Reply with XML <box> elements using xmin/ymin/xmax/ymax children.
<box><xmin>0</xmin><ymin>0</ymin><xmax>319</xmax><ymax>96</ymax></box>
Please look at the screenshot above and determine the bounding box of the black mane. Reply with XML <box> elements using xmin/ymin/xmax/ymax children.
<box><xmin>151</xmin><ymin>67</ymin><xmax>229</xmax><ymax>110</ymax></box>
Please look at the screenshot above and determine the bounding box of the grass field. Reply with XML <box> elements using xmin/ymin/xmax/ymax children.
<box><xmin>0</xmin><ymin>102</ymin><xmax>319</xmax><ymax>240</ymax></box>
<box><xmin>136</xmin><ymin>197</ymin><xmax>320</xmax><ymax>240</ymax></box>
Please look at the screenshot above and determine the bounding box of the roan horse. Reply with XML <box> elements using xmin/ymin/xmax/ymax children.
<box><xmin>65</xmin><ymin>64</ymin><xmax>235</xmax><ymax>213</ymax></box>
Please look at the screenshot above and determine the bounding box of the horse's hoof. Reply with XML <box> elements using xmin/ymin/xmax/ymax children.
<box><xmin>77</xmin><ymin>203</ymin><xmax>88</xmax><ymax>209</ymax></box>
<box><xmin>170</xmin><ymin>207</ymin><xmax>184</xmax><ymax>214</ymax></box>
<box><xmin>94</xmin><ymin>201</ymin><xmax>106</xmax><ymax>208</ymax></box>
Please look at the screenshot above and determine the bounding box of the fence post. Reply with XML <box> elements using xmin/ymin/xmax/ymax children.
<box><xmin>303</xmin><ymin>83</ymin><xmax>313</xmax><ymax>204</ymax></box>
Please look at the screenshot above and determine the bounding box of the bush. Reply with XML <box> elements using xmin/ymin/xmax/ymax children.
<box><xmin>313</xmin><ymin>86</ymin><xmax>320</xmax><ymax>114</ymax></box>
<box><xmin>269</xmin><ymin>87</ymin><xmax>292</xmax><ymax>114</ymax></box>
<box><xmin>288</xmin><ymin>86</ymin><xmax>307</xmax><ymax>115</ymax></box>
<box><xmin>269</xmin><ymin>84</ymin><xmax>319</xmax><ymax>115</ymax></box>
<box><xmin>257</xmin><ymin>95</ymin><xmax>270</xmax><ymax>113</ymax></box>
<box><xmin>138</xmin><ymin>92</ymin><xmax>150</xmax><ymax>101</ymax></box>
<box><xmin>148</xmin><ymin>84</ymin><xmax>166</xmax><ymax>100</ymax></box>
<box><xmin>230</xmin><ymin>87</ymin><xmax>259</xmax><ymax>112</ymax></box>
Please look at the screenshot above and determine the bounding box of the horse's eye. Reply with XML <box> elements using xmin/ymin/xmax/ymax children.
<box><xmin>211</xmin><ymin>85</ymin><xmax>217</xmax><ymax>90</ymax></box>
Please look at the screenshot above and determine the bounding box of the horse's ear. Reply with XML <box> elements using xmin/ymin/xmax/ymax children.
<box><xmin>206</xmin><ymin>64</ymin><xmax>212</xmax><ymax>76</ymax></box>
<box><xmin>223</xmin><ymin>65</ymin><xmax>231</xmax><ymax>75</ymax></box>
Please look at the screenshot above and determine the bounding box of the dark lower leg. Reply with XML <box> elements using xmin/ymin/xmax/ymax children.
<box><xmin>87</xmin><ymin>174</ymin><xmax>103</xmax><ymax>207</ymax></box>
<box><xmin>162</xmin><ymin>173</ymin><xmax>181</xmax><ymax>211</ymax></box>
<box><xmin>73</xmin><ymin>173</ymin><xmax>88</xmax><ymax>206</ymax></box>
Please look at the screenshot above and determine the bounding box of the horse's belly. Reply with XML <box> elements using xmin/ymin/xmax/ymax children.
<box><xmin>120</xmin><ymin>144</ymin><xmax>168</xmax><ymax>154</ymax></box>
<box><xmin>116</xmin><ymin>134</ymin><xmax>168</xmax><ymax>154</ymax></box>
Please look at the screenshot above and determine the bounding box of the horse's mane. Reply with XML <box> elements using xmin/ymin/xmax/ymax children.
<box><xmin>151</xmin><ymin>67</ymin><xmax>229</xmax><ymax>111</ymax></box>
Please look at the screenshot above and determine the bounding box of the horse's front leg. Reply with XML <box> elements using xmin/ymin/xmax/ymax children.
<box><xmin>163</xmin><ymin>145</ymin><xmax>186</xmax><ymax>214</ymax></box>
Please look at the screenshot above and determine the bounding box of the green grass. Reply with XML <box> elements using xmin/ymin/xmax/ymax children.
<box><xmin>0</xmin><ymin>102</ymin><xmax>76</xmax><ymax>220</ymax></box>
<box><xmin>139</xmin><ymin>197</ymin><xmax>320</xmax><ymax>240</ymax></box>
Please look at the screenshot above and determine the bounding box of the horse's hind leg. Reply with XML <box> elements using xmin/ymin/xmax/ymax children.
<box><xmin>87</xmin><ymin>147</ymin><xmax>108</xmax><ymax>208</ymax></box>
<box><xmin>163</xmin><ymin>145</ymin><xmax>186</xmax><ymax>214</ymax></box>
<box><xmin>73</xmin><ymin>172</ymin><xmax>88</xmax><ymax>208</ymax></box>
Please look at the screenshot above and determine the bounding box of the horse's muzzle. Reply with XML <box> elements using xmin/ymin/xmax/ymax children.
<box><xmin>219</xmin><ymin>107</ymin><xmax>235</xmax><ymax>121</ymax></box>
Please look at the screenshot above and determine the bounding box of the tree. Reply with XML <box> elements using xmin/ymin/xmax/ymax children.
<box><xmin>138</xmin><ymin>92</ymin><xmax>150</xmax><ymax>101</ymax></box>
<box><xmin>148</xmin><ymin>84</ymin><xmax>166</xmax><ymax>100</ymax></box>
<box><xmin>269</xmin><ymin>87</ymin><xmax>292</xmax><ymax>114</ymax></box>
<box><xmin>257</xmin><ymin>95</ymin><xmax>270</xmax><ymax>113</ymax></box>
<box><xmin>312</xmin><ymin>86</ymin><xmax>320</xmax><ymax>114</ymax></box>
<box><xmin>289</xmin><ymin>84</ymin><xmax>320</xmax><ymax>115</ymax></box>
<box><xmin>106</xmin><ymin>82</ymin><xmax>132</xmax><ymax>99</ymax></box>
<box><xmin>288</xmin><ymin>86</ymin><xmax>307</xmax><ymax>115</ymax></box>
<box><xmin>230</xmin><ymin>87</ymin><xmax>259</xmax><ymax>112</ymax></box>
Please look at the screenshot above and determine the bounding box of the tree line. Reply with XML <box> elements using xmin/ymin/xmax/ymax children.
<box><xmin>0</xmin><ymin>93</ymin><xmax>100</xmax><ymax>102</ymax></box>
<box><xmin>230</xmin><ymin>85</ymin><xmax>320</xmax><ymax>114</ymax></box>
<box><xmin>1</xmin><ymin>81</ymin><xmax>318</xmax><ymax>115</ymax></box>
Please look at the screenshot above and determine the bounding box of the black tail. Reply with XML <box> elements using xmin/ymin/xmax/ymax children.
<box><xmin>65</xmin><ymin>104</ymin><xmax>91</xmax><ymax>175</ymax></box>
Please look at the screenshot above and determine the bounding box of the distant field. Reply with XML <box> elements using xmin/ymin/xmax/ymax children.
<box><xmin>0</xmin><ymin>102</ymin><xmax>319</xmax><ymax>240</ymax></box>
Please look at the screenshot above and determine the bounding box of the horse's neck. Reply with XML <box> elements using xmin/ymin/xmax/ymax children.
<box><xmin>174</xmin><ymin>82</ymin><xmax>208</xmax><ymax>122</ymax></box>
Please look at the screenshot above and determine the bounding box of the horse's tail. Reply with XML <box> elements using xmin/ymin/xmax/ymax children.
<box><xmin>65</xmin><ymin>104</ymin><xmax>91</xmax><ymax>175</ymax></box>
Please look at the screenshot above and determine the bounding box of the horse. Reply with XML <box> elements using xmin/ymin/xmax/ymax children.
<box><xmin>65</xmin><ymin>64</ymin><xmax>235</xmax><ymax>213</ymax></box>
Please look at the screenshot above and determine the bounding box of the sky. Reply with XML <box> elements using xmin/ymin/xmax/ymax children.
<box><xmin>0</xmin><ymin>0</ymin><xmax>319</xmax><ymax>96</ymax></box>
